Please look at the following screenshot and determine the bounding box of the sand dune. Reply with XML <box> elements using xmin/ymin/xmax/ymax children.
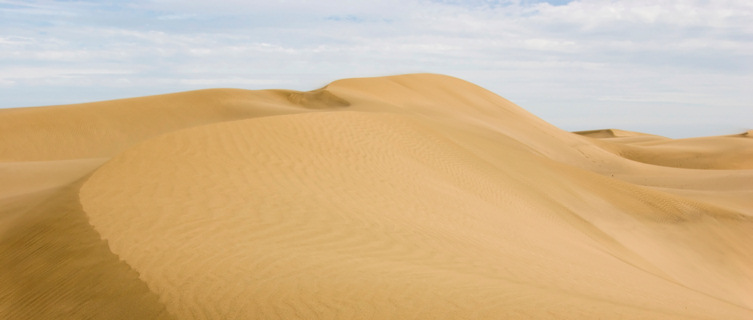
<box><xmin>1</xmin><ymin>74</ymin><xmax>752</xmax><ymax>319</ymax></box>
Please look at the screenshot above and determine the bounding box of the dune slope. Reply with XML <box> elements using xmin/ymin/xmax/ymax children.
<box><xmin>3</xmin><ymin>74</ymin><xmax>753</xmax><ymax>319</ymax></box>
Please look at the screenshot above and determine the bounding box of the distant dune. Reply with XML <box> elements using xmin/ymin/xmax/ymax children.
<box><xmin>1</xmin><ymin>74</ymin><xmax>751</xmax><ymax>319</ymax></box>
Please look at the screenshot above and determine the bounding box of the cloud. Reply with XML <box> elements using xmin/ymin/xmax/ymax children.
<box><xmin>0</xmin><ymin>0</ymin><xmax>77</xmax><ymax>17</ymax></box>
<box><xmin>177</xmin><ymin>78</ymin><xmax>285</xmax><ymax>86</ymax></box>
<box><xmin>0</xmin><ymin>66</ymin><xmax>135</xmax><ymax>82</ymax></box>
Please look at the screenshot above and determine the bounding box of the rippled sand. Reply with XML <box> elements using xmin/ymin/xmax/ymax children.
<box><xmin>2</xmin><ymin>74</ymin><xmax>751</xmax><ymax>319</ymax></box>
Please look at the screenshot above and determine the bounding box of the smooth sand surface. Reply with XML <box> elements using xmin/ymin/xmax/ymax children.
<box><xmin>1</xmin><ymin>74</ymin><xmax>751</xmax><ymax>319</ymax></box>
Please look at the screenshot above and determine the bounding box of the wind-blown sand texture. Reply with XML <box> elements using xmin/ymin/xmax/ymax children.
<box><xmin>1</xmin><ymin>74</ymin><xmax>751</xmax><ymax>319</ymax></box>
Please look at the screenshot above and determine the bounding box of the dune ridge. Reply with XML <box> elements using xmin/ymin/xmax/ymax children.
<box><xmin>2</xmin><ymin>74</ymin><xmax>752</xmax><ymax>319</ymax></box>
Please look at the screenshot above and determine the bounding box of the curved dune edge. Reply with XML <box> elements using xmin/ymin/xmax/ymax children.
<box><xmin>1</xmin><ymin>74</ymin><xmax>751</xmax><ymax>319</ymax></box>
<box><xmin>574</xmin><ymin>128</ymin><xmax>664</xmax><ymax>139</ymax></box>
<box><xmin>80</xmin><ymin>110</ymin><xmax>753</xmax><ymax>319</ymax></box>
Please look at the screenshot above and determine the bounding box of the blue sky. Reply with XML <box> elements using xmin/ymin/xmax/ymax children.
<box><xmin>1</xmin><ymin>0</ymin><xmax>751</xmax><ymax>137</ymax></box>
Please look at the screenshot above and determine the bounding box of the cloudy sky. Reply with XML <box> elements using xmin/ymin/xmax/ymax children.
<box><xmin>1</xmin><ymin>0</ymin><xmax>751</xmax><ymax>137</ymax></box>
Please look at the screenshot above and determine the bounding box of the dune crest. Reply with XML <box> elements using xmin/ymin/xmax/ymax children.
<box><xmin>3</xmin><ymin>74</ymin><xmax>753</xmax><ymax>319</ymax></box>
<box><xmin>281</xmin><ymin>88</ymin><xmax>351</xmax><ymax>109</ymax></box>
<box><xmin>574</xmin><ymin>128</ymin><xmax>661</xmax><ymax>138</ymax></box>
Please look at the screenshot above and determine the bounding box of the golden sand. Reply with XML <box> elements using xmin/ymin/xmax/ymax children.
<box><xmin>1</xmin><ymin>74</ymin><xmax>751</xmax><ymax>319</ymax></box>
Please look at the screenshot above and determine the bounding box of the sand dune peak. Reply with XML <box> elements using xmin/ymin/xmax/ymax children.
<box><xmin>2</xmin><ymin>73</ymin><xmax>752</xmax><ymax>319</ymax></box>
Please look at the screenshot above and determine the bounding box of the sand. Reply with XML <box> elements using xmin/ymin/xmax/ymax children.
<box><xmin>1</xmin><ymin>73</ymin><xmax>751</xmax><ymax>319</ymax></box>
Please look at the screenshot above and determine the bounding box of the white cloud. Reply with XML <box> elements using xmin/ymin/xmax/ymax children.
<box><xmin>0</xmin><ymin>67</ymin><xmax>135</xmax><ymax>82</ymax></box>
<box><xmin>0</xmin><ymin>0</ymin><xmax>77</xmax><ymax>16</ymax></box>
<box><xmin>178</xmin><ymin>78</ymin><xmax>285</xmax><ymax>86</ymax></box>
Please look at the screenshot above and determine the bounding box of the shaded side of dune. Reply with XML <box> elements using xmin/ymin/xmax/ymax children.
<box><xmin>0</xmin><ymin>180</ymin><xmax>173</xmax><ymax>319</ymax></box>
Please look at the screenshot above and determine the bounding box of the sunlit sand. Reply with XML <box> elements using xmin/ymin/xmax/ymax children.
<box><xmin>2</xmin><ymin>74</ymin><xmax>751</xmax><ymax>319</ymax></box>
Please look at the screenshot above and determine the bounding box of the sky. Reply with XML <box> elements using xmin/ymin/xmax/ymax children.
<box><xmin>1</xmin><ymin>0</ymin><xmax>751</xmax><ymax>138</ymax></box>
